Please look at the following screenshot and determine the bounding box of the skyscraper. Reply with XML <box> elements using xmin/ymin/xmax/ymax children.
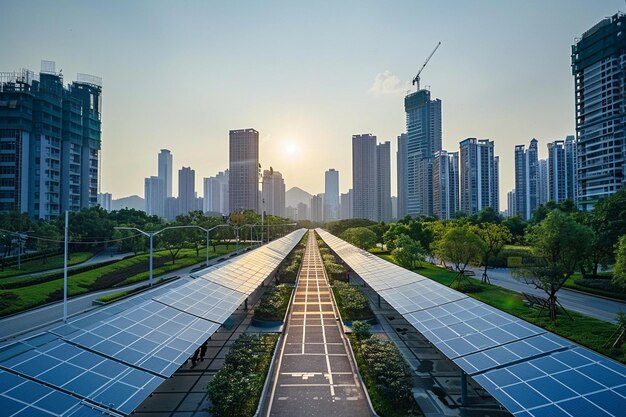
<box><xmin>145</xmin><ymin>176</ymin><xmax>164</xmax><ymax>217</ymax></box>
<box><xmin>514</xmin><ymin>139</ymin><xmax>539</xmax><ymax>220</ymax></box>
<box><xmin>203</xmin><ymin>170</ymin><xmax>229</xmax><ymax>214</ymax></box>
<box><xmin>261</xmin><ymin>167</ymin><xmax>286</xmax><ymax>217</ymax></box>
<box><xmin>178</xmin><ymin>166</ymin><xmax>195</xmax><ymax>215</ymax></box>
<box><xmin>547</xmin><ymin>137</ymin><xmax>577</xmax><ymax>204</ymax></box>
<box><xmin>340</xmin><ymin>190</ymin><xmax>353</xmax><ymax>220</ymax></box>
<box><xmin>229</xmin><ymin>128</ymin><xmax>259</xmax><ymax>214</ymax></box>
<box><xmin>459</xmin><ymin>138</ymin><xmax>499</xmax><ymax>215</ymax></box>
<box><xmin>0</xmin><ymin>62</ymin><xmax>102</xmax><ymax>219</ymax></box>
<box><xmin>158</xmin><ymin>149</ymin><xmax>173</xmax><ymax>198</ymax></box>
<box><xmin>403</xmin><ymin>89</ymin><xmax>442</xmax><ymax>216</ymax></box>
<box><xmin>324</xmin><ymin>169</ymin><xmax>339</xmax><ymax>221</ymax></box>
<box><xmin>310</xmin><ymin>194</ymin><xmax>324</xmax><ymax>222</ymax></box>
<box><xmin>572</xmin><ymin>13</ymin><xmax>626</xmax><ymax>210</ymax></box>
<box><xmin>432</xmin><ymin>150</ymin><xmax>459</xmax><ymax>220</ymax></box>
<box><xmin>352</xmin><ymin>134</ymin><xmax>378</xmax><ymax>220</ymax></box>
<box><xmin>396</xmin><ymin>133</ymin><xmax>408</xmax><ymax>218</ymax></box>
<box><xmin>538</xmin><ymin>159</ymin><xmax>549</xmax><ymax>206</ymax></box>
<box><xmin>507</xmin><ymin>190</ymin><xmax>517</xmax><ymax>217</ymax></box>
<box><xmin>376</xmin><ymin>142</ymin><xmax>392</xmax><ymax>222</ymax></box>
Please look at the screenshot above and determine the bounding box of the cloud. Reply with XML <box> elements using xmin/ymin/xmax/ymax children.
<box><xmin>368</xmin><ymin>70</ymin><xmax>412</xmax><ymax>95</ymax></box>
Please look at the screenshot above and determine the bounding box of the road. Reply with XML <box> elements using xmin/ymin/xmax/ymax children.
<box><xmin>465</xmin><ymin>266</ymin><xmax>626</xmax><ymax>323</ymax></box>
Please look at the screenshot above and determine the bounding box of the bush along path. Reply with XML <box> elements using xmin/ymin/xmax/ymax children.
<box><xmin>207</xmin><ymin>333</ymin><xmax>279</xmax><ymax>417</ymax></box>
<box><xmin>349</xmin><ymin>321</ymin><xmax>422</xmax><ymax>417</ymax></box>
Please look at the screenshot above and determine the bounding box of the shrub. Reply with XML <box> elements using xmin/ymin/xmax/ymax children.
<box><xmin>253</xmin><ymin>285</ymin><xmax>293</xmax><ymax>321</ymax></box>
<box><xmin>207</xmin><ymin>334</ymin><xmax>278</xmax><ymax>417</ymax></box>
<box><xmin>333</xmin><ymin>281</ymin><xmax>374</xmax><ymax>320</ymax></box>
<box><xmin>352</xmin><ymin>320</ymin><xmax>372</xmax><ymax>341</ymax></box>
<box><xmin>360</xmin><ymin>336</ymin><xmax>413</xmax><ymax>405</ymax></box>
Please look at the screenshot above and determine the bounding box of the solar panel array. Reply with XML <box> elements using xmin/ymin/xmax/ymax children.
<box><xmin>316</xmin><ymin>228</ymin><xmax>626</xmax><ymax>417</ymax></box>
<box><xmin>0</xmin><ymin>229</ymin><xmax>306</xmax><ymax>417</ymax></box>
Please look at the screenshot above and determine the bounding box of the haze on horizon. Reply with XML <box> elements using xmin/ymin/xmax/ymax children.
<box><xmin>1</xmin><ymin>0</ymin><xmax>622</xmax><ymax>206</ymax></box>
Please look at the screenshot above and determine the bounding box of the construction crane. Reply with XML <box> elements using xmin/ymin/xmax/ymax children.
<box><xmin>412</xmin><ymin>41</ymin><xmax>441</xmax><ymax>91</ymax></box>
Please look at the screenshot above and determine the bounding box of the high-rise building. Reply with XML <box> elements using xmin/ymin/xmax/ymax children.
<box><xmin>403</xmin><ymin>89</ymin><xmax>442</xmax><ymax>216</ymax></box>
<box><xmin>396</xmin><ymin>133</ymin><xmax>408</xmax><ymax>218</ymax></box>
<box><xmin>203</xmin><ymin>170</ymin><xmax>229</xmax><ymax>214</ymax></box>
<box><xmin>547</xmin><ymin>137</ymin><xmax>577</xmax><ymax>204</ymax></box>
<box><xmin>296</xmin><ymin>202</ymin><xmax>308</xmax><ymax>221</ymax></box>
<box><xmin>261</xmin><ymin>167</ymin><xmax>285</xmax><ymax>217</ymax></box>
<box><xmin>572</xmin><ymin>13</ymin><xmax>626</xmax><ymax>210</ymax></box>
<box><xmin>391</xmin><ymin>196</ymin><xmax>398</xmax><ymax>220</ymax></box>
<box><xmin>340</xmin><ymin>190</ymin><xmax>353</xmax><ymax>220</ymax></box>
<box><xmin>352</xmin><ymin>134</ymin><xmax>378</xmax><ymax>220</ymax></box>
<box><xmin>158</xmin><ymin>149</ymin><xmax>173</xmax><ymax>198</ymax></box>
<box><xmin>432</xmin><ymin>150</ymin><xmax>459</xmax><ymax>220</ymax></box>
<box><xmin>310</xmin><ymin>194</ymin><xmax>323</xmax><ymax>222</ymax></box>
<box><xmin>178</xmin><ymin>167</ymin><xmax>195</xmax><ymax>215</ymax></box>
<box><xmin>459</xmin><ymin>138</ymin><xmax>499</xmax><ymax>215</ymax></box>
<box><xmin>324</xmin><ymin>169</ymin><xmax>339</xmax><ymax>221</ymax></box>
<box><xmin>514</xmin><ymin>139</ymin><xmax>539</xmax><ymax>220</ymax></box>
<box><xmin>145</xmin><ymin>176</ymin><xmax>164</xmax><ymax>217</ymax></box>
<box><xmin>538</xmin><ymin>159</ymin><xmax>549</xmax><ymax>206</ymax></box>
<box><xmin>97</xmin><ymin>192</ymin><xmax>112</xmax><ymax>212</ymax></box>
<box><xmin>0</xmin><ymin>62</ymin><xmax>102</xmax><ymax>219</ymax></box>
<box><xmin>507</xmin><ymin>190</ymin><xmax>517</xmax><ymax>217</ymax></box>
<box><xmin>229</xmin><ymin>128</ymin><xmax>259</xmax><ymax>214</ymax></box>
<box><xmin>376</xmin><ymin>142</ymin><xmax>392</xmax><ymax>222</ymax></box>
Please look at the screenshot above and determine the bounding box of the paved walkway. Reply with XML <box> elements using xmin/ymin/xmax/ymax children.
<box><xmin>264</xmin><ymin>232</ymin><xmax>370</xmax><ymax>417</ymax></box>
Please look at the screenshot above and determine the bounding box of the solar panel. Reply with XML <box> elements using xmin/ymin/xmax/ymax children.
<box><xmin>0</xmin><ymin>339</ymin><xmax>164</xmax><ymax>415</ymax></box>
<box><xmin>0</xmin><ymin>369</ymin><xmax>105</xmax><ymax>417</ymax></box>
<box><xmin>379</xmin><ymin>280</ymin><xmax>468</xmax><ymax>314</ymax></box>
<box><xmin>154</xmin><ymin>279</ymin><xmax>247</xmax><ymax>323</ymax></box>
<box><xmin>66</xmin><ymin>301</ymin><xmax>219</xmax><ymax>377</ymax></box>
<box><xmin>473</xmin><ymin>347</ymin><xmax>626</xmax><ymax>417</ymax></box>
<box><xmin>316</xmin><ymin>228</ymin><xmax>626</xmax><ymax>417</ymax></box>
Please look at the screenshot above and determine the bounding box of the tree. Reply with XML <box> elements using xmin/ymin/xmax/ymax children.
<box><xmin>471</xmin><ymin>207</ymin><xmax>503</xmax><ymax>224</ymax></box>
<box><xmin>326</xmin><ymin>218</ymin><xmax>377</xmax><ymax>236</ymax></box>
<box><xmin>434</xmin><ymin>226</ymin><xmax>482</xmax><ymax>287</ymax></box>
<box><xmin>613</xmin><ymin>235</ymin><xmax>626</xmax><ymax>288</ymax></box>
<box><xmin>392</xmin><ymin>234</ymin><xmax>426</xmax><ymax>270</ymax></box>
<box><xmin>340</xmin><ymin>227</ymin><xmax>377</xmax><ymax>250</ymax></box>
<box><xmin>34</xmin><ymin>222</ymin><xmax>61</xmax><ymax>263</ymax></box>
<box><xmin>368</xmin><ymin>222</ymin><xmax>389</xmax><ymax>249</ymax></box>
<box><xmin>584</xmin><ymin>190</ymin><xmax>626</xmax><ymax>277</ymax></box>
<box><xmin>502</xmin><ymin>215</ymin><xmax>527</xmax><ymax>244</ymax></box>
<box><xmin>514</xmin><ymin>210</ymin><xmax>592</xmax><ymax>322</ymax></box>
<box><xmin>473</xmin><ymin>223</ymin><xmax>512</xmax><ymax>284</ymax></box>
<box><xmin>159</xmin><ymin>227</ymin><xmax>189</xmax><ymax>264</ymax></box>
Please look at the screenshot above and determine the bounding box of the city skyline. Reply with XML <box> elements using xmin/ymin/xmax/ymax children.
<box><xmin>1</xmin><ymin>1</ymin><xmax>623</xmax><ymax>206</ymax></box>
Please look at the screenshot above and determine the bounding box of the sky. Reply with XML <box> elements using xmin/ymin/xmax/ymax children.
<box><xmin>1</xmin><ymin>0</ymin><xmax>624</xmax><ymax>207</ymax></box>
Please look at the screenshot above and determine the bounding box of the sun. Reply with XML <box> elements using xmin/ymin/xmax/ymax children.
<box><xmin>284</xmin><ymin>142</ymin><xmax>299</xmax><ymax>156</ymax></box>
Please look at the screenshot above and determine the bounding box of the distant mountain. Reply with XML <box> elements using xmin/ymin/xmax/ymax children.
<box><xmin>286</xmin><ymin>186</ymin><xmax>313</xmax><ymax>207</ymax></box>
<box><xmin>112</xmin><ymin>195</ymin><xmax>144</xmax><ymax>211</ymax></box>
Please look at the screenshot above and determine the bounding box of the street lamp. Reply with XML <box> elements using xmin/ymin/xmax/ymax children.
<box><xmin>195</xmin><ymin>224</ymin><xmax>230</xmax><ymax>266</ymax></box>
<box><xmin>115</xmin><ymin>225</ymin><xmax>204</xmax><ymax>287</ymax></box>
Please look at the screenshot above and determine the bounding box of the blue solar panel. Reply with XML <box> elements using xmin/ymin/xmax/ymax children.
<box><xmin>0</xmin><ymin>370</ymin><xmax>103</xmax><ymax>417</ymax></box>
<box><xmin>66</xmin><ymin>301</ymin><xmax>219</xmax><ymax>377</ymax></box>
<box><xmin>317</xmin><ymin>229</ymin><xmax>626</xmax><ymax>417</ymax></box>
<box><xmin>0</xmin><ymin>340</ymin><xmax>164</xmax><ymax>416</ymax></box>
<box><xmin>154</xmin><ymin>279</ymin><xmax>247</xmax><ymax>323</ymax></box>
<box><xmin>474</xmin><ymin>346</ymin><xmax>626</xmax><ymax>417</ymax></box>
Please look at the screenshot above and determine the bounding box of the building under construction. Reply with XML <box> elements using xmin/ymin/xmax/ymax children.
<box><xmin>0</xmin><ymin>61</ymin><xmax>102</xmax><ymax>219</ymax></box>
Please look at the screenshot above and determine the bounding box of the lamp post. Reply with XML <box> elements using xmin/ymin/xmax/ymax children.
<box><xmin>115</xmin><ymin>225</ymin><xmax>206</xmax><ymax>287</ymax></box>
<box><xmin>195</xmin><ymin>224</ymin><xmax>230</xmax><ymax>266</ymax></box>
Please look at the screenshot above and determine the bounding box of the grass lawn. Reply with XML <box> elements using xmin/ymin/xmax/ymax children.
<box><xmin>375</xmin><ymin>252</ymin><xmax>626</xmax><ymax>364</ymax></box>
<box><xmin>0</xmin><ymin>244</ymin><xmax>239</xmax><ymax>317</ymax></box>
<box><xmin>0</xmin><ymin>251</ymin><xmax>94</xmax><ymax>278</ymax></box>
